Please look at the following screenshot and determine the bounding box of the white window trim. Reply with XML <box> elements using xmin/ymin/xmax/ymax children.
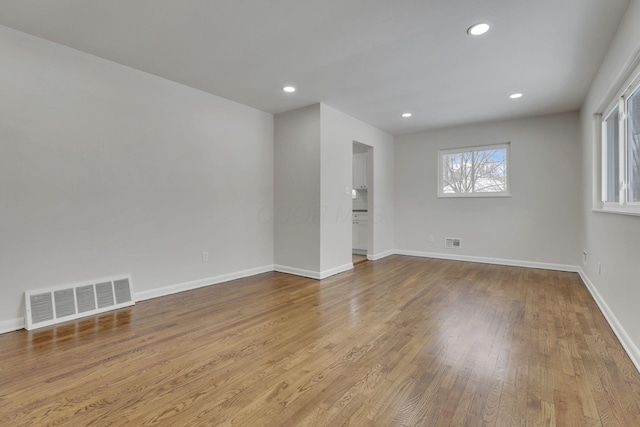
<box><xmin>593</xmin><ymin>207</ymin><xmax>640</xmax><ymax>217</ymax></box>
<box><xmin>597</xmin><ymin>67</ymin><xmax>640</xmax><ymax>215</ymax></box>
<box><xmin>601</xmin><ymin>101</ymin><xmax>622</xmax><ymax>210</ymax></box>
<box><xmin>437</xmin><ymin>142</ymin><xmax>511</xmax><ymax>198</ymax></box>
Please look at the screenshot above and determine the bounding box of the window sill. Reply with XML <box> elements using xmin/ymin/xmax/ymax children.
<box><xmin>438</xmin><ymin>193</ymin><xmax>512</xmax><ymax>199</ymax></box>
<box><xmin>592</xmin><ymin>208</ymin><xmax>640</xmax><ymax>217</ymax></box>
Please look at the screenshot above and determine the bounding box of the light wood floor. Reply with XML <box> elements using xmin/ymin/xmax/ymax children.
<box><xmin>2</xmin><ymin>256</ymin><xmax>640</xmax><ymax>426</ymax></box>
<box><xmin>352</xmin><ymin>254</ymin><xmax>368</xmax><ymax>265</ymax></box>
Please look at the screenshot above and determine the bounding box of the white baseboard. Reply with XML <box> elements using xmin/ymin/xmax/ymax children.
<box><xmin>578</xmin><ymin>269</ymin><xmax>640</xmax><ymax>374</ymax></box>
<box><xmin>274</xmin><ymin>265</ymin><xmax>322</xmax><ymax>279</ymax></box>
<box><xmin>394</xmin><ymin>249</ymin><xmax>579</xmax><ymax>272</ymax></box>
<box><xmin>135</xmin><ymin>264</ymin><xmax>275</xmax><ymax>302</ymax></box>
<box><xmin>274</xmin><ymin>263</ymin><xmax>354</xmax><ymax>280</ymax></box>
<box><xmin>391</xmin><ymin>250</ymin><xmax>640</xmax><ymax>373</ymax></box>
<box><xmin>0</xmin><ymin>253</ymin><xmax>597</xmax><ymax>340</ymax></box>
<box><xmin>367</xmin><ymin>249</ymin><xmax>395</xmax><ymax>261</ymax></box>
<box><xmin>2</xmin><ymin>261</ymin><xmax>355</xmax><ymax>333</ymax></box>
<box><xmin>319</xmin><ymin>263</ymin><xmax>353</xmax><ymax>279</ymax></box>
<box><xmin>0</xmin><ymin>317</ymin><xmax>25</xmax><ymax>334</ymax></box>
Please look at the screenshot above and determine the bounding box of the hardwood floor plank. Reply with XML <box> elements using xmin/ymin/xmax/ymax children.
<box><xmin>1</xmin><ymin>256</ymin><xmax>640</xmax><ymax>426</ymax></box>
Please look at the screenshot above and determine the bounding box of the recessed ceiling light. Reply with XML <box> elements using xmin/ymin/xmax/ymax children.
<box><xmin>467</xmin><ymin>23</ymin><xmax>490</xmax><ymax>36</ymax></box>
<box><xmin>401</xmin><ymin>112</ymin><xmax>412</xmax><ymax>118</ymax></box>
<box><xmin>509</xmin><ymin>93</ymin><xmax>523</xmax><ymax>99</ymax></box>
<box><xmin>283</xmin><ymin>86</ymin><xmax>296</xmax><ymax>93</ymax></box>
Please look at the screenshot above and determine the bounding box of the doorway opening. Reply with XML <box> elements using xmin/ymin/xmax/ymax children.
<box><xmin>352</xmin><ymin>141</ymin><xmax>373</xmax><ymax>264</ymax></box>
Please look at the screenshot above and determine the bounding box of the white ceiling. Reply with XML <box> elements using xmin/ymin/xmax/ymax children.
<box><xmin>0</xmin><ymin>0</ymin><xmax>631</xmax><ymax>135</ymax></box>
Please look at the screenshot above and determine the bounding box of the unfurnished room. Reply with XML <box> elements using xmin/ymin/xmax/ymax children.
<box><xmin>1</xmin><ymin>1</ymin><xmax>640</xmax><ymax>425</ymax></box>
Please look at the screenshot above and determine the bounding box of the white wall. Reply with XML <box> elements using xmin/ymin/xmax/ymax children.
<box><xmin>0</xmin><ymin>25</ymin><xmax>274</xmax><ymax>328</ymax></box>
<box><xmin>273</xmin><ymin>104</ymin><xmax>321</xmax><ymax>273</ymax></box>
<box><xmin>579</xmin><ymin>0</ymin><xmax>640</xmax><ymax>365</ymax></box>
<box><xmin>273</xmin><ymin>103</ymin><xmax>395</xmax><ymax>276</ymax></box>
<box><xmin>320</xmin><ymin>104</ymin><xmax>395</xmax><ymax>270</ymax></box>
<box><xmin>394</xmin><ymin>112</ymin><xmax>582</xmax><ymax>268</ymax></box>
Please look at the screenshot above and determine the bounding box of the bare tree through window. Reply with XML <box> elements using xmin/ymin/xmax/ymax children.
<box><xmin>441</xmin><ymin>145</ymin><xmax>508</xmax><ymax>195</ymax></box>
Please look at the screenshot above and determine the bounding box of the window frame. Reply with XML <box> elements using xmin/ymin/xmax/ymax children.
<box><xmin>601</xmin><ymin>100</ymin><xmax>623</xmax><ymax>209</ymax></box>
<box><xmin>437</xmin><ymin>142</ymin><xmax>511</xmax><ymax>198</ymax></box>
<box><xmin>599</xmin><ymin>72</ymin><xmax>640</xmax><ymax>214</ymax></box>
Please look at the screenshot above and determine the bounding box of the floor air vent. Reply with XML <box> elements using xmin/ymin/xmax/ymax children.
<box><xmin>24</xmin><ymin>275</ymin><xmax>134</xmax><ymax>330</ymax></box>
<box><xmin>445</xmin><ymin>238</ymin><xmax>461</xmax><ymax>249</ymax></box>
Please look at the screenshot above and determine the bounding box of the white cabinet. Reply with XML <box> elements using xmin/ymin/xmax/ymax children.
<box><xmin>352</xmin><ymin>153</ymin><xmax>368</xmax><ymax>190</ymax></box>
<box><xmin>352</xmin><ymin>212</ymin><xmax>368</xmax><ymax>252</ymax></box>
<box><xmin>352</xmin><ymin>152</ymin><xmax>368</xmax><ymax>253</ymax></box>
<box><xmin>356</xmin><ymin>221</ymin><xmax>368</xmax><ymax>250</ymax></box>
<box><xmin>352</xmin><ymin>221</ymin><xmax>358</xmax><ymax>250</ymax></box>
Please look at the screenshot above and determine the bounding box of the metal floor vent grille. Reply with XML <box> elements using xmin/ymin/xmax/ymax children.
<box><xmin>24</xmin><ymin>275</ymin><xmax>134</xmax><ymax>330</ymax></box>
<box><xmin>445</xmin><ymin>238</ymin><xmax>462</xmax><ymax>249</ymax></box>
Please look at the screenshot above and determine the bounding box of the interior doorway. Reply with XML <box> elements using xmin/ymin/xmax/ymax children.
<box><xmin>352</xmin><ymin>141</ymin><xmax>372</xmax><ymax>263</ymax></box>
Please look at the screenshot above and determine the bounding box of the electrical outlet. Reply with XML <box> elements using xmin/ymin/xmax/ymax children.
<box><xmin>202</xmin><ymin>251</ymin><xmax>209</xmax><ymax>262</ymax></box>
<box><xmin>598</xmin><ymin>262</ymin><xmax>601</xmax><ymax>275</ymax></box>
<box><xmin>428</xmin><ymin>235</ymin><xmax>434</xmax><ymax>242</ymax></box>
<box><xmin>582</xmin><ymin>251</ymin><xmax>588</xmax><ymax>265</ymax></box>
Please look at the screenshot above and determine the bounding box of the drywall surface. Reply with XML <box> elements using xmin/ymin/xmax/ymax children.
<box><xmin>394</xmin><ymin>112</ymin><xmax>581</xmax><ymax>267</ymax></box>
<box><xmin>0</xmin><ymin>25</ymin><xmax>274</xmax><ymax>325</ymax></box>
<box><xmin>320</xmin><ymin>104</ymin><xmax>394</xmax><ymax>271</ymax></box>
<box><xmin>274</xmin><ymin>104</ymin><xmax>321</xmax><ymax>273</ymax></box>
<box><xmin>579</xmin><ymin>0</ymin><xmax>640</xmax><ymax>358</ymax></box>
<box><xmin>273</xmin><ymin>103</ymin><xmax>394</xmax><ymax>275</ymax></box>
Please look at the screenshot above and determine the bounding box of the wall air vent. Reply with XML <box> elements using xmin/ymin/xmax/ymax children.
<box><xmin>24</xmin><ymin>275</ymin><xmax>134</xmax><ymax>330</ymax></box>
<box><xmin>445</xmin><ymin>238</ymin><xmax>462</xmax><ymax>249</ymax></box>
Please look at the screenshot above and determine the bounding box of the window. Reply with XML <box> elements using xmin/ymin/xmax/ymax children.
<box><xmin>628</xmin><ymin>86</ymin><xmax>640</xmax><ymax>203</ymax></box>
<box><xmin>601</xmin><ymin>77</ymin><xmax>640</xmax><ymax>213</ymax></box>
<box><xmin>438</xmin><ymin>143</ymin><xmax>510</xmax><ymax>197</ymax></box>
<box><xmin>603</xmin><ymin>106</ymin><xmax>620</xmax><ymax>203</ymax></box>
